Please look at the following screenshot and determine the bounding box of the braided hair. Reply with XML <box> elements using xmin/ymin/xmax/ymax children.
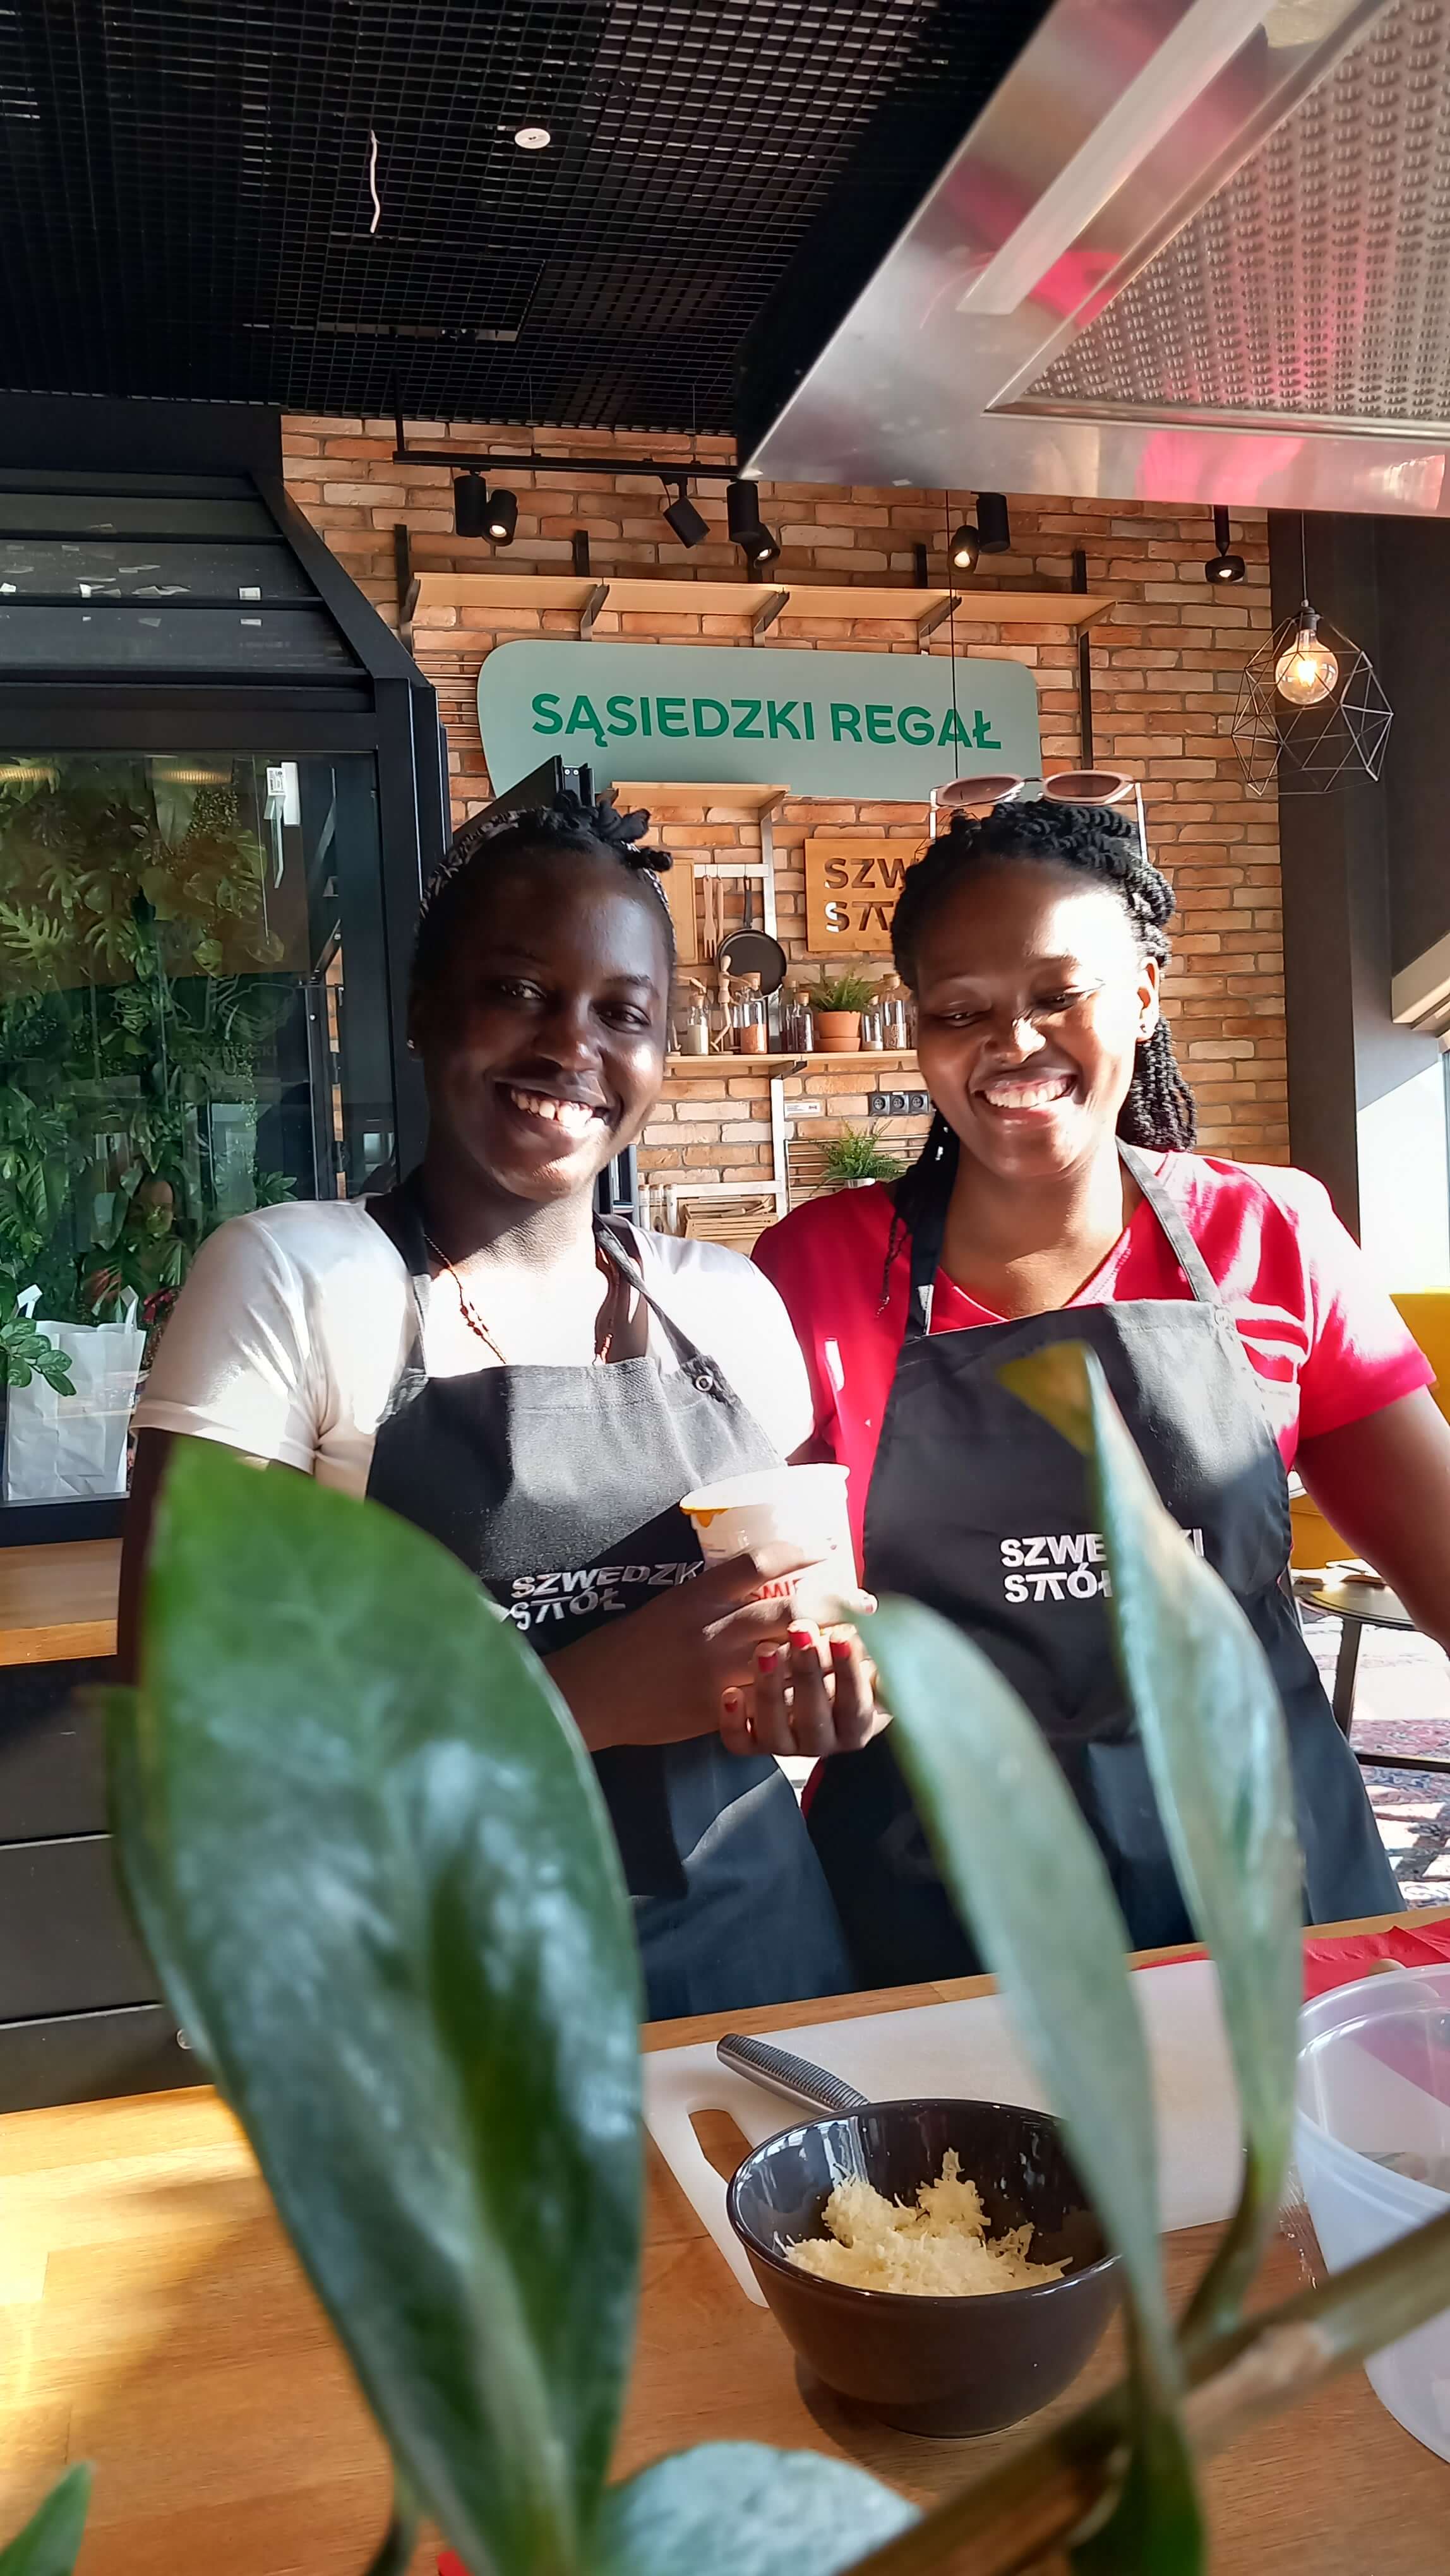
<box><xmin>881</xmin><ymin>801</ymin><xmax>1196</xmax><ymax>1299</ymax></box>
<box><xmin>410</xmin><ymin>789</ymin><xmax>675</xmax><ymax>1008</ymax></box>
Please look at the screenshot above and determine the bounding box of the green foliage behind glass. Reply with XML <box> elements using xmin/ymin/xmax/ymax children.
<box><xmin>0</xmin><ymin>759</ymin><xmax>296</xmax><ymax>1374</ymax></box>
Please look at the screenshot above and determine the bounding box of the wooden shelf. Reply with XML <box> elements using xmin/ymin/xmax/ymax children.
<box><xmin>775</xmin><ymin>583</ymin><xmax>1113</xmax><ymax>628</ymax></box>
<box><xmin>666</xmin><ymin>1050</ymin><xmax>918</xmax><ymax>1073</ymax></box>
<box><xmin>407</xmin><ymin>572</ymin><xmax>788</xmax><ymax>623</ymax></box>
<box><xmin>404</xmin><ymin>568</ymin><xmax>1113</xmax><ymax>629</ymax></box>
<box><xmin>614</xmin><ymin>778</ymin><xmax>789</xmax><ymax>816</ymax></box>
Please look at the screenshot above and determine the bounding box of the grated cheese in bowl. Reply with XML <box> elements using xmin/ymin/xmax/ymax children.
<box><xmin>784</xmin><ymin>2149</ymin><xmax>1068</xmax><ymax>2298</ymax></box>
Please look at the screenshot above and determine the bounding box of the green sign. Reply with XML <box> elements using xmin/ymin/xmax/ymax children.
<box><xmin>476</xmin><ymin>640</ymin><xmax>1041</xmax><ymax>800</ymax></box>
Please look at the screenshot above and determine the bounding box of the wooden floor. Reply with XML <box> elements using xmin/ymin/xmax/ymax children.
<box><xmin>4</xmin><ymin>2049</ymin><xmax>1450</xmax><ymax>2568</ymax></box>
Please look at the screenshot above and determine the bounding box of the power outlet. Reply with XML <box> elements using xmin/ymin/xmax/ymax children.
<box><xmin>868</xmin><ymin>1090</ymin><xmax>930</xmax><ymax>1116</ymax></box>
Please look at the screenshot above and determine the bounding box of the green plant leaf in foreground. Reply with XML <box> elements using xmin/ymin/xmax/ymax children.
<box><xmin>113</xmin><ymin>1440</ymin><xmax>642</xmax><ymax>2576</ymax></box>
<box><xmin>597</xmin><ymin>2444</ymin><xmax>916</xmax><ymax>2576</ymax></box>
<box><xmin>846</xmin><ymin>2203</ymin><xmax>1450</xmax><ymax>2576</ymax></box>
<box><xmin>0</xmin><ymin>2467</ymin><xmax>92</xmax><ymax>2576</ymax></box>
<box><xmin>1001</xmin><ymin>1344</ymin><xmax>1303</xmax><ymax>2344</ymax></box>
<box><xmin>863</xmin><ymin>1598</ymin><xmax>1202</xmax><ymax>2573</ymax></box>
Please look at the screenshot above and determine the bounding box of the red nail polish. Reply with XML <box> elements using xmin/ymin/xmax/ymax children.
<box><xmin>788</xmin><ymin>1625</ymin><xmax>813</xmax><ymax>1651</ymax></box>
<box><xmin>830</xmin><ymin>1636</ymin><xmax>853</xmax><ymax>1662</ymax></box>
<box><xmin>722</xmin><ymin>1688</ymin><xmax>740</xmax><ymax>1712</ymax></box>
<box><xmin>757</xmin><ymin>1647</ymin><xmax>779</xmax><ymax>1674</ymax></box>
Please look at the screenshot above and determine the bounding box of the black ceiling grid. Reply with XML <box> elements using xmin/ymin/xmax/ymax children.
<box><xmin>0</xmin><ymin>1</ymin><xmax>1041</xmax><ymax>434</ymax></box>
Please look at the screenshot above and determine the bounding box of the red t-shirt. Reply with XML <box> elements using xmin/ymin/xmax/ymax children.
<box><xmin>753</xmin><ymin>1154</ymin><xmax>1432</xmax><ymax>1559</ymax></box>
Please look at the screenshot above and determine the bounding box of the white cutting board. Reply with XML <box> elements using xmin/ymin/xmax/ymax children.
<box><xmin>644</xmin><ymin>1958</ymin><xmax>1240</xmax><ymax>2303</ymax></box>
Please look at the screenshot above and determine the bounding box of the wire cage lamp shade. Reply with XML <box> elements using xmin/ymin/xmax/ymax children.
<box><xmin>1233</xmin><ymin>604</ymin><xmax>1393</xmax><ymax>797</ymax></box>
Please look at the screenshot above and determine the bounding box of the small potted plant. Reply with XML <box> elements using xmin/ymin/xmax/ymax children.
<box><xmin>820</xmin><ymin>1124</ymin><xmax>904</xmax><ymax>1190</ymax></box>
<box><xmin>812</xmin><ymin>969</ymin><xmax>877</xmax><ymax>1052</ymax></box>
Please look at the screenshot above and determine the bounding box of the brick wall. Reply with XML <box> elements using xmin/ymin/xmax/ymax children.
<box><xmin>284</xmin><ymin>417</ymin><xmax>1286</xmax><ymax>1198</ymax></box>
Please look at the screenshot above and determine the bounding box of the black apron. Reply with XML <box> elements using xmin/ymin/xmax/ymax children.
<box><xmin>808</xmin><ymin>1143</ymin><xmax>1398</xmax><ymax>1988</ymax></box>
<box><xmin>364</xmin><ymin>1181</ymin><xmax>853</xmax><ymax>2021</ymax></box>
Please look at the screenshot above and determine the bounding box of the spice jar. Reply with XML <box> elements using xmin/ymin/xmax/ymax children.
<box><xmin>671</xmin><ymin>981</ymin><xmax>711</xmax><ymax>1056</ymax></box>
<box><xmin>731</xmin><ymin>973</ymin><xmax>770</xmax><ymax>1055</ymax></box>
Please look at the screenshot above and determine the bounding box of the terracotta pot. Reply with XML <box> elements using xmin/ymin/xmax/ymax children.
<box><xmin>814</xmin><ymin>1010</ymin><xmax>861</xmax><ymax>1053</ymax></box>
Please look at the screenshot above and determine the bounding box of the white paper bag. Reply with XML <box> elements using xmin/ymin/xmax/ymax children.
<box><xmin>3</xmin><ymin>1306</ymin><xmax>148</xmax><ymax>1503</ymax></box>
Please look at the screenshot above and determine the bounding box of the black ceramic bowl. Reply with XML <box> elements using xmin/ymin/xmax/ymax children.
<box><xmin>726</xmin><ymin>2098</ymin><xmax>1120</xmax><ymax>2436</ymax></box>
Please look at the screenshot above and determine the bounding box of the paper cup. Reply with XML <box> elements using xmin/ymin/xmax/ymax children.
<box><xmin>680</xmin><ymin>1464</ymin><xmax>860</xmax><ymax>1627</ymax></box>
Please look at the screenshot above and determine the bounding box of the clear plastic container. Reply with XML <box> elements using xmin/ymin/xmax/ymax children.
<box><xmin>858</xmin><ymin>988</ymin><xmax>885</xmax><ymax>1051</ymax></box>
<box><xmin>781</xmin><ymin>980</ymin><xmax>815</xmax><ymax>1052</ymax></box>
<box><xmin>878</xmin><ymin>973</ymin><xmax>915</xmax><ymax>1049</ymax></box>
<box><xmin>1296</xmin><ymin>1964</ymin><xmax>1450</xmax><ymax>2459</ymax></box>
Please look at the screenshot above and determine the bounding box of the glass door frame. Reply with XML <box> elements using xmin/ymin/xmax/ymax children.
<box><xmin>0</xmin><ymin>471</ymin><xmax>447</xmax><ymax>1539</ymax></box>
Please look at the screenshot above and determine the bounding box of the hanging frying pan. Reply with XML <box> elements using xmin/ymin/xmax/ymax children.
<box><xmin>717</xmin><ymin>866</ymin><xmax>786</xmax><ymax>994</ymax></box>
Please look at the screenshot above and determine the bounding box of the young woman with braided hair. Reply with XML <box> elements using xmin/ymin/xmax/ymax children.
<box><xmin>755</xmin><ymin>799</ymin><xmax>1450</xmax><ymax>1985</ymax></box>
<box><xmin>124</xmin><ymin>793</ymin><xmax>882</xmax><ymax>2018</ymax></box>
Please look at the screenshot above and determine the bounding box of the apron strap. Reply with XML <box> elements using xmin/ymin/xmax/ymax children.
<box><xmin>1115</xmin><ymin>1142</ymin><xmax>1219</xmax><ymax>1306</ymax></box>
<box><xmin>594</xmin><ymin>1218</ymin><xmax>724</xmax><ymax>1383</ymax></box>
<box><xmin>365</xmin><ymin>1176</ymin><xmax>724</xmax><ymax>1390</ymax></box>
<box><xmin>901</xmin><ymin>1135</ymin><xmax>1218</xmax><ymax>1339</ymax></box>
<box><xmin>365</xmin><ymin>1178</ymin><xmax>431</xmax><ymax>1418</ymax></box>
<box><xmin>901</xmin><ymin>1145</ymin><xmax>952</xmax><ymax>1340</ymax></box>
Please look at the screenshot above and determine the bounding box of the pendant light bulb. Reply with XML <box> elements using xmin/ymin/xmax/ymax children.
<box><xmin>1274</xmin><ymin>604</ymin><xmax>1338</xmax><ymax>707</ymax></box>
<box><xmin>485</xmin><ymin>487</ymin><xmax>518</xmax><ymax>545</ymax></box>
<box><xmin>1204</xmin><ymin>503</ymin><xmax>1245</xmax><ymax>584</ymax></box>
<box><xmin>948</xmin><ymin>521</ymin><xmax>980</xmax><ymax>572</ymax></box>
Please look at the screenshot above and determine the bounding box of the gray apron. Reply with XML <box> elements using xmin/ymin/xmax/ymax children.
<box><xmin>364</xmin><ymin>1181</ymin><xmax>853</xmax><ymax>2020</ymax></box>
<box><xmin>807</xmin><ymin>1142</ymin><xmax>1398</xmax><ymax>1986</ymax></box>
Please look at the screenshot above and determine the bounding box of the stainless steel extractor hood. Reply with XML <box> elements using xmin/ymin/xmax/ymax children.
<box><xmin>740</xmin><ymin>0</ymin><xmax>1450</xmax><ymax>517</ymax></box>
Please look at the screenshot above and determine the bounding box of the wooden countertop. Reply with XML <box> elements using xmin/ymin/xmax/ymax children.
<box><xmin>0</xmin><ymin>1539</ymin><xmax>119</xmax><ymax>1667</ymax></box>
<box><xmin>1</xmin><ymin>1917</ymin><xmax>1446</xmax><ymax>2573</ymax></box>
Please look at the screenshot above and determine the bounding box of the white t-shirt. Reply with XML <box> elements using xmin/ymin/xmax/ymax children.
<box><xmin>133</xmin><ymin>1198</ymin><xmax>814</xmax><ymax>1491</ymax></box>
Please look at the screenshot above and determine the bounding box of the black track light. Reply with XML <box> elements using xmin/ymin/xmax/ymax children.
<box><xmin>453</xmin><ymin>472</ymin><xmax>488</xmax><ymax>539</ymax></box>
<box><xmin>745</xmin><ymin>525</ymin><xmax>781</xmax><ymax>568</ymax></box>
<box><xmin>662</xmin><ymin>480</ymin><xmax>709</xmax><ymax>549</ymax></box>
<box><xmin>486</xmin><ymin>487</ymin><xmax>518</xmax><ymax>545</ymax></box>
<box><xmin>949</xmin><ymin>521</ymin><xmax>980</xmax><ymax>573</ymax></box>
<box><xmin>726</xmin><ymin>477</ymin><xmax>765</xmax><ymax>544</ymax></box>
<box><xmin>975</xmin><ymin>492</ymin><xmax>1011</xmax><ymax>554</ymax></box>
<box><xmin>1205</xmin><ymin>503</ymin><xmax>1245</xmax><ymax>583</ymax></box>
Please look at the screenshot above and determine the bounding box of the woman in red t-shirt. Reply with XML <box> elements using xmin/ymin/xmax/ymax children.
<box><xmin>755</xmin><ymin>801</ymin><xmax>1450</xmax><ymax>1986</ymax></box>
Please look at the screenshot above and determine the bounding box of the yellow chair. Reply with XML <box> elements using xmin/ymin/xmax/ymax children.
<box><xmin>1288</xmin><ymin>1289</ymin><xmax>1449</xmax><ymax>1570</ymax></box>
<box><xmin>1390</xmin><ymin>1292</ymin><xmax>1450</xmax><ymax>1418</ymax></box>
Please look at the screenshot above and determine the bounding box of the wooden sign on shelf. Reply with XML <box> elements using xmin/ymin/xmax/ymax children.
<box><xmin>805</xmin><ymin>837</ymin><xmax>921</xmax><ymax>953</ymax></box>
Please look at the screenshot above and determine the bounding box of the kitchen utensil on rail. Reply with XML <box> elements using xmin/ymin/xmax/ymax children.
<box><xmin>717</xmin><ymin>864</ymin><xmax>786</xmax><ymax>994</ymax></box>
